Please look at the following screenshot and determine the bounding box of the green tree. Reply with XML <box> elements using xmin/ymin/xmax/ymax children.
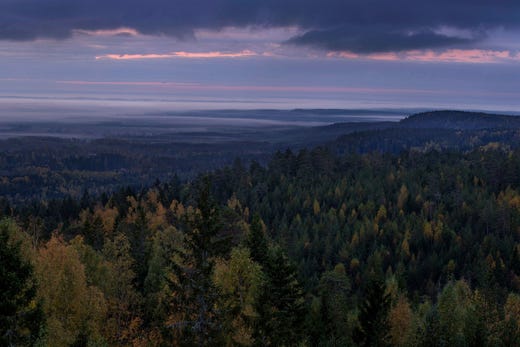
<box><xmin>246</xmin><ymin>214</ymin><xmax>268</xmax><ymax>266</ymax></box>
<box><xmin>437</xmin><ymin>280</ymin><xmax>473</xmax><ymax>346</ymax></box>
<box><xmin>316</xmin><ymin>263</ymin><xmax>352</xmax><ymax>345</ymax></box>
<box><xmin>417</xmin><ymin>305</ymin><xmax>442</xmax><ymax>347</ymax></box>
<box><xmin>102</xmin><ymin>233</ymin><xmax>143</xmax><ymax>346</ymax></box>
<box><xmin>354</xmin><ymin>278</ymin><xmax>391</xmax><ymax>347</ymax></box>
<box><xmin>143</xmin><ymin>226</ymin><xmax>183</xmax><ymax>343</ymax></box>
<box><xmin>0</xmin><ymin>219</ymin><xmax>44</xmax><ymax>346</ymax></box>
<box><xmin>214</xmin><ymin>247</ymin><xmax>264</xmax><ymax>346</ymax></box>
<box><xmin>254</xmin><ymin>245</ymin><xmax>305</xmax><ymax>346</ymax></box>
<box><xmin>168</xmin><ymin>179</ymin><xmax>229</xmax><ymax>346</ymax></box>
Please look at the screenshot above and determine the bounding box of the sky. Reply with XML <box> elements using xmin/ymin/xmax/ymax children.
<box><xmin>1</xmin><ymin>0</ymin><xmax>520</xmax><ymax>113</ymax></box>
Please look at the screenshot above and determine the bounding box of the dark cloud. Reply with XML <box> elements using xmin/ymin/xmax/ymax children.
<box><xmin>0</xmin><ymin>0</ymin><xmax>518</xmax><ymax>53</ymax></box>
<box><xmin>286</xmin><ymin>27</ymin><xmax>480</xmax><ymax>53</ymax></box>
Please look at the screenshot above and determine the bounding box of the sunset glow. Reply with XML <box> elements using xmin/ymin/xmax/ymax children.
<box><xmin>0</xmin><ymin>1</ymin><xmax>519</xmax><ymax>110</ymax></box>
<box><xmin>95</xmin><ymin>50</ymin><xmax>257</xmax><ymax>60</ymax></box>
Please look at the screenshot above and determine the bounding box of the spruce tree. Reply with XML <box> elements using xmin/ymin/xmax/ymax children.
<box><xmin>0</xmin><ymin>219</ymin><xmax>44</xmax><ymax>346</ymax></box>
<box><xmin>168</xmin><ymin>178</ymin><xmax>229</xmax><ymax>346</ymax></box>
<box><xmin>246</xmin><ymin>214</ymin><xmax>269</xmax><ymax>266</ymax></box>
<box><xmin>354</xmin><ymin>278</ymin><xmax>391</xmax><ymax>347</ymax></box>
<box><xmin>254</xmin><ymin>245</ymin><xmax>305</xmax><ymax>346</ymax></box>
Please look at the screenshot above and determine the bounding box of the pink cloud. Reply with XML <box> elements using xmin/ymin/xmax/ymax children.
<box><xmin>96</xmin><ymin>53</ymin><xmax>174</xmax><ymax>60</ymax></box>
<box><xmin>95</xmin><ymin>50</ymin><xmax>257</xmax><ymax>60</ymax></box>
<box><xmin>328</xmin><ymin>49</ymin><xmax>520</xmax><ymax>64</ymax></box>
<box><xmin>327</xmin><ymin>52</ymin><xmax>359</xmax><ymax>59</ymax></box>
<box><xmin>74</xmin><ymin>27</ymin><xmax>139</xmax><ymax>37</ymax></box>
<box><xmin>366</xmin><ymin>52</ymin><xmax>400</xmax><ymax>61</ymax></box>
<box><xmin>406</xmin><ymin>49</ymin><xmax>513</xmax><ymax>63</ymax></box>
<box><xmin>328</xmin><ymin>51</ymin><xmax>400</xmax><ymax>61</ymax></box>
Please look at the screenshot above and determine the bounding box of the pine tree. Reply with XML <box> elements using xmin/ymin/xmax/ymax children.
<box><xmin>416</xmin><ymin>305</ymin><xmax>443</xmax><ymax>347</ymax></box>
<box><xmin>354</xmin><ymin>278</ymin><xmax>391</xmax><ymax>347</ymax></box>
<box><xmin>254</xmin><ymin>245</ymin><xmax>306</xmax><ymax>346</ymax></box>
<box><xmin>246</xmin><ymin>214</ymin><xmax>268</xmax><ymax>266</ymax></box>
<box><xmin>168</xmin><ymin>178</ymin><xmax>229</xmax><ymax>346</ymax></box>
<box><xmin>0</xmin><ymin>219</ymin><xmax>45</xmax><ymax>346</ymax></box>
<box><xmin>317</xmin><ymin>263</ymin><xmax>352</xmax><ymax>345</ymax></box>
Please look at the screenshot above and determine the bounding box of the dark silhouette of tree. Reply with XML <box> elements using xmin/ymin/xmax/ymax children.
<box><xmin>354</xmin><ymin>278</ymin><xmax>391</xmax><ymax>347</ymax></box>
<box><xmin>246</xmin><ymin>214</ymin><xmax>269</xmax><ymax>266</ymax></box>
<box><xmin>0</xmin><ymin>219</ymin><xmax>44</xmax><ymax>346</ymax></box>
<box><xmin>254</xmin><ymin>245</ymin><xmax>305</xmax><ymax>346</ymax></box>
<box><xmin>168</xmin><ymin>178</ymin><xmax>229</xmax><ymax>346</ymax></box>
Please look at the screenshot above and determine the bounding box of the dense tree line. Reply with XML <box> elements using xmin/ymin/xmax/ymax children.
<box><xmin>2</xmin><ymin>111</ymin><xmax>520</xmax><ymax>204</ymax></box>
<box><xmin>2</xmin><ymin>141</ymin><xmax>520</xmax><ymax>345</ymax></box>
<box><xmin>0</xmin><ymin>137</ymin><xmax>273</xmax><ymax>202</ymax></box>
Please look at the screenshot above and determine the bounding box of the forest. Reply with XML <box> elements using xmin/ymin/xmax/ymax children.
<box><xmin>2</xmin><ymin>111</ymin><xmax>520</xmax><ymax>346</ymax></box>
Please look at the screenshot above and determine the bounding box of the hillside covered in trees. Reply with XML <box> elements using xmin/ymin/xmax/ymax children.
<box><xmin>2</xmin><ymin>110</ymin><xmax>520</xmax><ymax>203</ymax></box>
<box><xmin>2</xmin><ymin>110</ymin><xmax>520</xmax><ymax>346</ymax></box>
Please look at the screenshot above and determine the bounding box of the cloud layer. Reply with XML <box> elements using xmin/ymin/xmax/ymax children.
<box><xmin>0</xmin><ymin>0</ymin><xmax>519</xmax><ymax>53</ymax></box>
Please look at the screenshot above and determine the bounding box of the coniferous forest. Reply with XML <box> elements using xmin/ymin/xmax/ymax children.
<box><xmin>1</xmin><ymin>111</ymin><xmax>520</xmax><ymax>346</ymax></box>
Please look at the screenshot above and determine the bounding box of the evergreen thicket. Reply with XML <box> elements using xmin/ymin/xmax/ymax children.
<box><xmin>2</xmin><ymin>143</ymin><xmax>520</xmax><ymax>345</ymax></box>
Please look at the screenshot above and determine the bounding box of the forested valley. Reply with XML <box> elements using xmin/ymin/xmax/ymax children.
<box><xmin>2</xmin><ymin>111</ymin><xmax>520</xmax><ymax>346</ymax></box>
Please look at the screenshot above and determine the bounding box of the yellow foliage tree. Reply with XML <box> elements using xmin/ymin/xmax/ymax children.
<box><xmin>313</xmin><ymin>199</ymin><xmax>321</xmax><ymax>216</ymax></box>
<box><xmin>397</xmin><ymin>185</ymin><xmax>409</xmax><ymax>211</ymax></box>
<box><xmin>423</xmin><ymin>221</ymin><xmax>433</xmax><ymax>240</ymax></box>
<box><xmin>36</xmin><ymin>236</ymin><xmax>106</xmax><ymax>346</ymax></box>
<box><xmin>213</xmin><ymin>247</ymin><xmax>263</xmax><ymax>346</ymax></box>
<box><xmin>388</xmin><ymin>295</ymin><xmax>414</xmax><ymax>347</ymax></box>
<box><xmin>101</xmin><ymin>233</ymin><xmax>143</xmax><ymax>346</ymax></box>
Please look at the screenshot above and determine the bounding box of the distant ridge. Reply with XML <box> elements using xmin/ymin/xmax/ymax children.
<box><xmin>400</xmin><ymin>110</ymin><xmax>520</xmax><ymax>130</ymax></box>
<box><xmin>329</xmin><ymin>110</ymin><xmax>520</xmax><ymax>154</ymax></box>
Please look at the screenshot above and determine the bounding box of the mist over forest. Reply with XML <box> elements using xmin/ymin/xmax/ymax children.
<box><xmin>2</xmin><ymin>108</ymin><xmax>520</xmax><ymax>345</ymax></box>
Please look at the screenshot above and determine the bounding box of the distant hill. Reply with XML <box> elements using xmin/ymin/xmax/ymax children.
<box><xmin>273</xmin><ymin>121</ymin><xmax>396</xmax><ymax>147</ymax></box>
<box><xmin>329</xmin><ymin>110</ymin><xmax>520</xmax><ymax>154</ymax></box>
<box><xmin>399</xmin><ymin>110</ymin><xmax>520</xmax><ymax>130</ymax></box>
<box><xmin>278</xmin><ymin>110</ymin><xmax>520</xmax><ymax>150</ymax></box>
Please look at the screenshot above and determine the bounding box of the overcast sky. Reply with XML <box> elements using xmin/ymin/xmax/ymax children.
<box><xmin>1</xmin><ymin>0</ymin><xmax>519</xmax><ymax>112</ymax></box>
